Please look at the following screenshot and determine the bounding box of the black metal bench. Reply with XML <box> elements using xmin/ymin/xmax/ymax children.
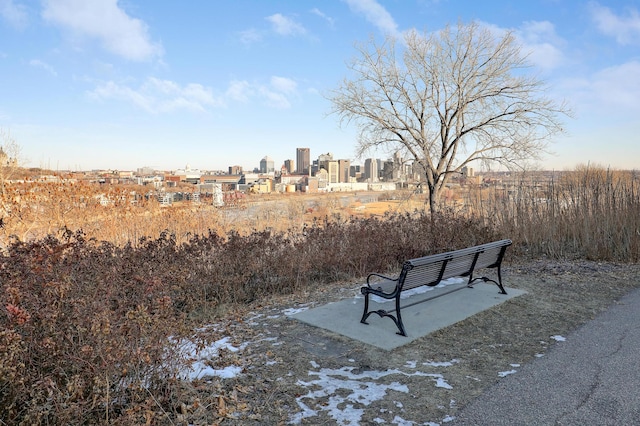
<box><xmin>360</xmin><ymin>239</ymin><xmax>512</xmax><ymax>336</ymax></box>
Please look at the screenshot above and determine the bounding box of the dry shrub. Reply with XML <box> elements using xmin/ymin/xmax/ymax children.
<box><xmin>0</xmin><ymin>231</ymin><xmax>194</xmax><ymax>424</ymax></box>
<box><xmin>291</xmin><ymin>210</ymin><xmax>500</xmax><ymax>283</ymax></box>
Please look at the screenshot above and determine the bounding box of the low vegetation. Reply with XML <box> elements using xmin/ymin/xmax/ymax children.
<box><xmin>1</xmin><ymin>166</ymin><xmax>638</xmax><ymax>424</ymax></box>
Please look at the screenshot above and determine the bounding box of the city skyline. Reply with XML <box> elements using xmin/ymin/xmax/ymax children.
<box><xmin>1</xmin><ymin>1</ymin><xmax>639</xmax><ymax>172</ymax></box>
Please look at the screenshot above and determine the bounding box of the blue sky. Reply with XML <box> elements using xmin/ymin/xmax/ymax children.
<box><xmin>1</xmin><ymin>0</ymin><xmax>639</xmax><ymax>172</ymax></box>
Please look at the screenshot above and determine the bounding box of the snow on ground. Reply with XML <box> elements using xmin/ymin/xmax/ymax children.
<box><xmin>498</xmin><ymin>369</ymin><xmax>517</xmax><ymax>377</ymax></box>
<box><xmin>290</xmin><ymin>361</ymin><xmax>458</xmax><ymax>425</ymax></box>
<box><xmin>371</xmin><ymin>277</ymin><xmax>467</xmax><ymax>303</ymax></box>
<box><xmin>176</xmin><ymin>336</ymin><xmax>246</xmax><ymax>381</ymax></box>
<box><xmin>171</xmin><ymin>304</ymin><xmax>562</xmax><ymax>424</ymax></box>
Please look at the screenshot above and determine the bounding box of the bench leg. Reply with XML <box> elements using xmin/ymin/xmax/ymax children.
<box><xmin>360</xmin><ymin>289</ymin><xmax>371</xmax><ymax>324</ymax></box>
<box><xmin>360</xmin><ymin>290</ymin><xmax>407</xmax><ymax>336</ymax></box>
<box><xmin>468</xmin><ymin>267</ymin><xmax>507</xmax><ymax>294</ymax></box>
<box><xmin>394</xmin><ymin>295</ymin><xmax>407</xmax><ymax>336</ymax></box>
<box><xmin>496</xmin><ymin>266</ymin><xmax>507</xmax><ymax>294</ymax></box>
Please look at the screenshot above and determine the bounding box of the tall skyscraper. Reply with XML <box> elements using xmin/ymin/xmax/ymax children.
<box><xmin>260</xmin><ymin>156</ymin><xmax>274</xmax><ymax>173</ymax></box>
<box><xmin>284</xmin><ymin>159</ymin><xmax>295</xmax><ymax>174</ymax></box>
<box><xmin>296</xmin><ymin>148</ymin><xmax>310</xmax><ymax>175</ymax></box>
<box><xmin>338</xmin><ymin>159</ymin><xmax>350</xmax><ymax>183</ymax></box>
<box><xmin>364</xmin><ymin>158</ymin><xmax>378</xmax><ymax>182</ymax></box>
<box><xmin>327</xmin><ymin>161</ymin><xmax>339</xmax><ymax>183</ymax></box>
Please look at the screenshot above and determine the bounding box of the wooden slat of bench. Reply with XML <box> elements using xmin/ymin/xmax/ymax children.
<box><xmin>440</xmin><ymin>253</ymin><xmax>478</xmax><ymax>279</ymax></box>
<box><xmin>402</xmin><ymin>253</ymin><xmax>476</xmax><ymax>290</ymax></box>
<box><xmin>407</xmin><ymin>240</ymin><xmax>511</xmax><ymax>268</ymax></box>
<box><xmin>475</xmin><ymin>246</ymin><xmax>506</xmax><ymax>269</ymax></box>
<box><xmin>401</xmin><ymin>260</ymin><xmax>447</xmax><ymax>291</ymax></box>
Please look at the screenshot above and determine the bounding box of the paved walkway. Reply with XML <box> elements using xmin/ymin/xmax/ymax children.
<box><xmin>452</xmin><ymin>286</ymin><xmax>640</xmax><ymax>425</ymax></box>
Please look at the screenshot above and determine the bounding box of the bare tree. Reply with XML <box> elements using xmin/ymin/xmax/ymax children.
<box><xmin>329</xmin><ymin>22</ymin><xmax>570</xmax><ymax>213</ymax></box>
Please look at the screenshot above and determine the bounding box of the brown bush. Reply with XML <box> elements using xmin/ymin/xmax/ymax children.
<box><xmin>0</xmin><ymin>231</ymin><xmax>194</xmax><ymax>424</ymax></box>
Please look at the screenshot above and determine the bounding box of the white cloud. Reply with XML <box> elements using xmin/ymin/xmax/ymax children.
<box><xmin>0</xmin><ymin>0</ymin><xmax>27</xmax><ymax>28</ymax></box>
<box><xmin>238</xmin><ymin>28</ymin><xmax>262</xmax><ymax>45</ymax></box>
<box><xmin>226</xmin><ymin>80</ymin><xmax>253</xmax><ymax>102</ymax></box>
<box><xmin>589</xmin><ymin>2</ymin><xmax>640</xmax><ymax>45</ymax></box>
<box><xmin>344</xmin><ymin>0</ymin><xmax>400</xmax><ymax>38</ymax></box>
<box><xmin>266</xmin><ymin>13</ymin><xmax>307</xmax><ymax>36</ymax></box>
<box><xmin>259</xmin><ymin>88</ymin><xmax>292</xmax><ymax>109</ymax></box>
<box><xmin>226</xmin><ymin>77</ymin><xmax>299</xmax><ymax>109</ymax></box>
<box><xmin>591</xmin><ymin>61</ymin><xmax>640</xmax><ymax>110</ymax></box>
<box><xmin>88</xmin><ymin>78</ymin><xmax>223</xmax><ymax>113</ymax></box>
<box><xmin>29</xmin><ymin>59</ymin><xmax>57</xmax><ymax>76</ymax></box>
<box><xmin>517</xmin><ymin>21</ymin><xmax>565</xmax><ymax>71</ymax></box>
<box><xmin>41</xmin><ymin>0</ymin><xmax>163</xmax><ymax>61</ymax></box>
<box><xmin>311</xmin><ymin>8</ymin><xmax>335</xmax><ymax>27</ymax></box>
<box><xmin>558</xmin><ymin>60</ymin><xmax>640</xmax><ymax>119</ymax></box>
<box><xmin>88</xmin><ymin>76</ymin><xmax>300</xmax><ymax>113</ymax></box>
<box><xmin>262</xmin><ymin>76</ymin><xmax>299</xmax><ymax>108</ymax></box>
<box><xmin>270</xmin><ymin>76</ymin><xmax>297</xmax><ymax>94</ymax></box>
<box><xmin>88</xmin><ymin>80</ymin><xmax>153</xmax><ymax>111</ymax></box>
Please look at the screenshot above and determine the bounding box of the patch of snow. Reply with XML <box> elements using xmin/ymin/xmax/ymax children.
<box><xmin>391</xmin><ymin>415</ymin><xmax>415</xmax><ymax>425</ymax></box>
<box><xmin>176</xmin><ymin>336</ymin><xmax>246</xmax><ymax>381</ymax></box>
<box><xmin>434</xmin><ymin>376</ymin><xmax>453</xmax><ymax>389</ymax></box>
<box><xmin>290</xmin><ymin>365</ymin><xmax>455</xmax><ymax>425</ymax></box>
<box><xmin>283</xmin><ymin>306</ymin><xmax>310</xmax><ymax>316</ymax></box>
<box><xmin>498</xmin><ymin>369</ymin><xmax>517</xmax><ymax>377</ymax></box>
<box><xmin>423</xmin><ymin>359</ymin><xmax>460</xmax><ymax>367</ymax></box>
<box><xmin>510</xmin><ymin>363</ymin><xmax>521</xmax><ymax>367</ymax></box>
<box><xmin>370</xmin><ymin>277</ymin><xmax>466</xmax><ymax>303</ymax></box>
<box><xmin>551</xmin><ymin>335</ymin><xmax>566</xmax><ymax>342</ymax></box>
<box><xmin>188</xmin><ymin>365</ymin><xmax>243</xmax><ymax>380</ymax></box>
<box><xmin>442</xmin><ymin>414</ymin><xmax>456</xmax><ymax>422</ymax></box>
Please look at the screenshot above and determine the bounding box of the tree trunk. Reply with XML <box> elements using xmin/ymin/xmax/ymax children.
<box><xmin>428</xmin><ymin>184</ymin><xmax>439</xmax><ymax>215</ymax></box>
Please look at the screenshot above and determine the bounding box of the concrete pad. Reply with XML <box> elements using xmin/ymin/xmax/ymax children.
<box><xmin>291</xmin><ymin>282</ymin><xmax>527</xmax><ymax>351</ymax></box>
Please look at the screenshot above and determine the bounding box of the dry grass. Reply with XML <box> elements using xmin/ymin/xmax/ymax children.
<box><xmin>459</xmin><ymin>167</ymin><xmax>640</xmax><ymax>262</ymax></box>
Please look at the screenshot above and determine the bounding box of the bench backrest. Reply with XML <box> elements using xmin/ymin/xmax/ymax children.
<box><xmin>398</xmin><ymin>240</ymin><xmax>512</xmax><ymax>292</ymax></box>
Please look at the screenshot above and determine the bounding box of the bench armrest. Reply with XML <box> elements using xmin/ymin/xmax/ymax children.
<box><xmin>366</xmin><ymin>272</ymin><xmax>398</xmax><ymax>287</ymax></box>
